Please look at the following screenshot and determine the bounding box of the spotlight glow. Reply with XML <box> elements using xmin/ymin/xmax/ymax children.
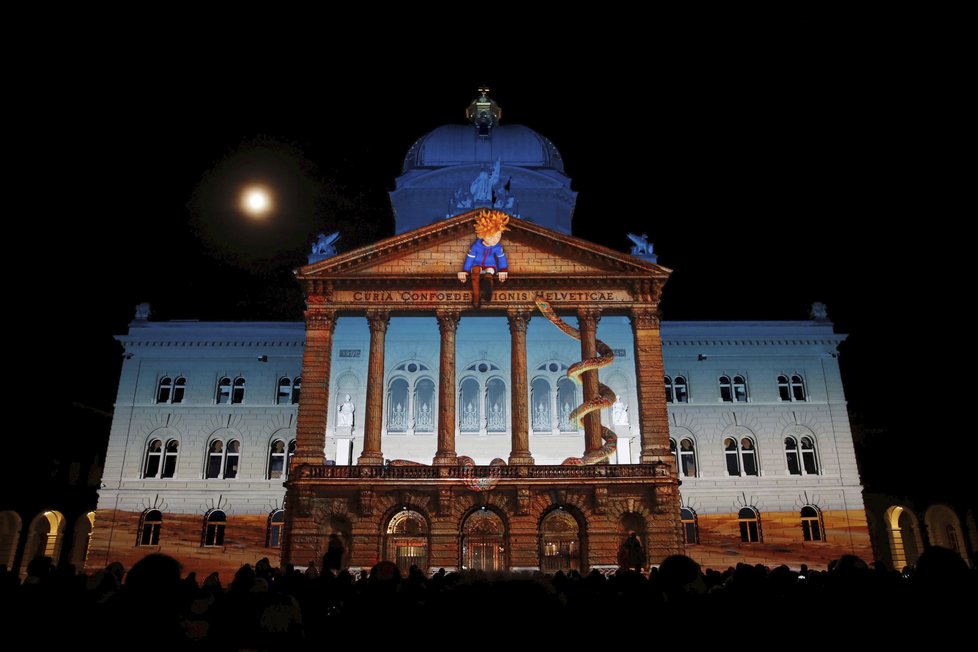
<box><xmin>241</xmin><ymin>186</ymin><xmax>272</xmax><ymax>218</ymax></box>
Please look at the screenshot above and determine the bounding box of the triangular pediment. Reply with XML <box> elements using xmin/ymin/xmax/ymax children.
<box><xmin>300</xmin><ymin>210</ymin><xmax>670</xmax><ymax>280</ymax></box>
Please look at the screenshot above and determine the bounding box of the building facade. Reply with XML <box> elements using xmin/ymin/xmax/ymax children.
<box><xmin>75</xmin><ymin>94</ymin><xmax>899</xmax><ymax>577</ymax></box>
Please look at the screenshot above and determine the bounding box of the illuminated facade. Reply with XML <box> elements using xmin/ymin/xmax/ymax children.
<box><xmin>81</xmin><ymin>94</ymin><xmax>892</xmax><ymax>577</ymax></box>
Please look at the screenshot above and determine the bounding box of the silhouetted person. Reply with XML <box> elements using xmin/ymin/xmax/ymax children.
<box><xmin>621</xmin><ymin>531</ymin><xmax>644</xmax><ymax>571</ymax></box>
<box><xmin>325</xmin><ymin>533</ymin><xmax>344</xmax><ymax>572</ymax></box>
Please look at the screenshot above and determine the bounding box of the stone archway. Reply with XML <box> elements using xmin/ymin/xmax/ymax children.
<box><xmin>886</xmin><ymin>505</ymin><xmax>922</xmax><ymax>570</ymax></box>
<box><xmin>540</xmin><ymin>507</ymin><xmax>585</xmax><ymax>573</ymax></box>
<box><xmin>385</xmin><ymin>509</ymin><xmax>429</xmax><ymax>575</ymax></box>
<box><xmin>461</xmin><ymin>508</ymin><xmax>507</xmax><ymax>572</ymax></box>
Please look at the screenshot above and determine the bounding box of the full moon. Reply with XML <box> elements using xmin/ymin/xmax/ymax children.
<box><xmin>241</xmin><ymin>186</ymin><xmax>272</xmax><ymax>218</ymax></box>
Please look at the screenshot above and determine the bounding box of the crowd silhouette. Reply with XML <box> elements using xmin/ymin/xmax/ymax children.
<box><xmin>1</xmin><ymin>547</ymin><xmax>972</xmax><ymax>649</ymax></box>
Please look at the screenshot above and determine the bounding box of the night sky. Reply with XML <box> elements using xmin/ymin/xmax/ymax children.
<box><xmin>16</xmin><ymin>50</ymin><xmax>964</xmax><ymax>500</ymax></box>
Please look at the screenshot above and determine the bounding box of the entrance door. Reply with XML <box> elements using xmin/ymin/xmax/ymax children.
<box><xmin>462</xmin><ymin>509</ymin><xmax>506</xmax><ymax>571</ymax></box>
<box><xmin>385</xmin><ymin>510</ymin><xmax>428</xmax><ymax>575</ymax></box>
<box><xmin>540</xmin><ymin>509</ymin><xmax>581</xmax><ymax>572</ymax></box>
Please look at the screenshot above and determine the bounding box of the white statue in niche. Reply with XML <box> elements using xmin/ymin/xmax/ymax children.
<box><xmin>612</xmin><ymin>398</ymin><xmax>629</xmax><ymax>425</ymax></box>
<box><xmin>337</xmin><ymin>394</ymin><xmax>355</xmax><ymax>428</ymax></box>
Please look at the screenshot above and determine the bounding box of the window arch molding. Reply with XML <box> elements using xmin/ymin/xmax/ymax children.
<box><xmin>142</xmin><ymin>430</ymin><xmax>181</xmax><ymax>479</ymax></box>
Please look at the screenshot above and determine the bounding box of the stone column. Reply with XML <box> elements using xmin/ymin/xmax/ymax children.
<box><xmin>577</xmin><ymin>308</ymin><xmax>603</xmax><ymax>459</ymax></box>
<box><xmin>434</xmin><ymin>310</ymin><xmax>461</xmax><ymax>466</ymax></box>
<box><xmin>630</xmin><ymin>306</ymin><xmax>671</xmax><ymax>463</ymax></box>
<box><xmin>358</xmin><ymin>310</ymin><xmax>389</xmax><ymax>465</ymax></box>
<box><xmin>293</xmin><ymin>308</ymin><xmax>336</xmax><ymax>466</ymax></box>
<box><xmin>508</xmin><ymin>308</ymin><xmax>534</xmax><ymax>465</ymax></box>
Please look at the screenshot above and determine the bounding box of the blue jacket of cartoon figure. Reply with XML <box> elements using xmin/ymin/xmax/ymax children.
<box><xmin>463</xmin><ymin>240</ymin><xmax>508</xmax><ymax>272</ymax></box>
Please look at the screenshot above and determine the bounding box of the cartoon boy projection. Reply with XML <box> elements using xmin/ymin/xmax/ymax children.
<box><xmin>458</xmin><ymin>210</ymin><xmax>509</xmax><ymax>307</ymax></box>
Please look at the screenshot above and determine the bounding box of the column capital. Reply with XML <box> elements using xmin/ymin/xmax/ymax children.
<box><xmin>436</xmin><ymin>309</ymin><xmax>462</xmax><ymax>334</ymax></box>
<box><xmin>366</xmin><ymin>310</ymin><xmax>390</xmax><ymax>333</ymax></box>
<box><xmin>305</xmin><ymin>309</ymin><xmax>337</xmax><ymax>331</ymax></box>
<box><xmin>630</xmin><ymin>306</ymin><xmax>660</xmax><ymax>330</ymax></box>
<box><xmin>576</xmin><ymin>307</ymin><xmax>602</xmax><ymax>331</ymax></box>
<box><xmin>506</xmin><ymin>307</ymin><xmax>532</xmax><ymax>334</ymax></box>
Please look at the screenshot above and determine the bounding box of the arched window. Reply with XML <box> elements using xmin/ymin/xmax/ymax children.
<box><xmin>785</xmin><ymin>437</ymin><xmax>801</xmax><ymax>475</ymax></box>
<box><xmin>144</xmin><ymin>439</ymin><xmax>163</xmax><ymax>478</ymax></box>
<box><xmin>203</xmin><ymin>510</ymin><xmax>226</xmax><ymax>547</ymax></box>
<box><xmin>292</xmin><ymin>377</ymin><xmax>301</xmax><ymax>404</ymax></box>
<box><xmin>139</xmin><ymin>510</ymin><xmax>162</xmax><ymax>546</ymax></box>
<box><xmin>156</xmin><ymin>377</ymin><xmax>173</xmax><ymax>403</ymax></box>
<box><xmin>224</xmin><ymin>440</ymin><xmax>240</xmax><ymax>479</ymax></box>
<box><xmin>724</xmin><ymin>437</ymin><xmax>758</xmax><ymax>476</ymax></box>
<box><xmin>232</xmin><ymin>377</ymin><xmax>246</xmax><ymax>404</ymax></box>
<box><xmin>414</xmin><ymin>378</ymin><xmax>435</xmax><ymax>432</ymax></box>
<box><xmin>733</xmin><ymin>375</ymin><xmax>748</xmax><ymax>402</ymax></box>
<box><xmin>790</xmin><ymin>375</ymin><xmax>806</xmax><ymax>401</ymax></box>
<box><xmin>800</xmin><ymin>436</ymin><xmax>818</xmax><ymax>474</ymax></box>
<box><xmin>679</xmin><ymin>438</ymin><xmax>697</xmax><ymax>477</ymax></box>
<box><xmin>206</xmin><ymin>441</ymin><xmax>224</xmax><ymax>479</ymax></box>
<box><xmin>486</xmin><ymin>377</ymin><xmax>506</xmax><ymax>432</ymax></box>
<box><xmin>719</xmin><ymin>375</ymin><xmax>732</xmax><ymax>402</ymax></box>
<box><xmin>674</xmin><ymin>376</ymin><xmax>689</xmax><ymax>403</ymax></box>
<box><xmin>387</xmin><ymin>378</ymin><xmax>409</xmax><ymax>432</ymax></box>
<box><xmin>268</xmin><ymin>440</ymin><xmax>287</xmax><ymax>479</ymax></box>
<box><xmin>669</xmin><ymin>439</ymin><xmax>679</xmax><ymax>475</ymax></box>
<box><xmin>172</xmin><ymin>377</ymin><xmax>186</xmax><ymax>403</ymax></box>
<box><xmin>556</xmin><ymin>377</ymin><xmax>578</xmax><ymax>431</ymax></box>
<box><xmin>216</xmin><ymin>377</ymin><xmax>232</xmax><ymax>404</ymax></box>
<box><xmin>724</xmin><ymin>437</ymin><xmax>740</xmax><ymax>475</ymax></box>
<box><xmin>738</xmin><ymin>507</ymin><xmax>761</xmax><ymax>543</ymax></box>
<box><xmin>277</xmin><ymin>377</ymin><xmax>292</xmax><ymax>404</ymax></box>
<box><xmin>459</xmin><ymin>378</ymin><xmax>481</xmax><ymax>432</ymax></box>
<box><xmin>680</xmin><ymin>508</ymin><xmax>699</xmax><ymax>544</ymax></box>
<box><xmin>159</xmin><ymin>377</ymin><xmax>186</xmax><ymax>404</ymax></box>
<box><xmin>664</xmin><ymin>376</ymin><xmax>675</xmax><ymax>403</ymax></box>
<box><xmin>740</xmin><ymin>437</ymin><xmax>757</xmax><ymax>475</ymax></box>
<box><xmin>801</xmin><ymin>506</ymin><xmax>823</xmax><ymax>541</ymax></box>
<box><xmin>162</xmin><ymin>440</ymin><xmax>179</xmax><ymax>478</ymax></box>
<box><xmin>531</xmin><ymin>378</ymin><xmax>552</xmax><ymax>431</ymax></box>
<box><xmin>778</xmin><ymin>374</ymin><xmax>806</xmax><ymax>401</ymax></box>
<box><xmin>287</xmin><ymin>439</ymin><xmax>296</xmax><ymax>472</ymax></box>
<box><xmin>267</xmin><ymin>510</ymin><xmax>285</xmax><ymax>548</ymax></box>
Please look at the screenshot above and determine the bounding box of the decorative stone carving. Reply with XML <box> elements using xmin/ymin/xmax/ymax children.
<box><xmin>366</xmin><ymin>310</ymin><xmax>390</xmax><ymax>333</ymax></box>
<box><xmin>594</xmin><ymin>486</ymin><xmax>608</xmax><ymax>515</ymax></box>
<box><xmin>309</xmin><ymin>232</ymin><xmax>340</xmax><ymax>264</ymax></box>
<box><xmin>438</xmin><ymin>487</ymin><xmax>453</xmax><ymax>516</ymax></box>
<box><xmin>306</xmin><ymin>310</ymin><xmax>337</xmax><ymax>331</ymax></box>
<box><xmin>629</xmin><ymin>307</ymin><xmax>659</xmax><ymax>330</ymax></box>
<box><xmin>516</xmin><ymin>487</ymin><xmax>531</xmax><ymax>516</ymax></box>
<box><xmin>359</xmin><ymin>489</ymin><xmax>374</xmax><ymax>517</ymax></box>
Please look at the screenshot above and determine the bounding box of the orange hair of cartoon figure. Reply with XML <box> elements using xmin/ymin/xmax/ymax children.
<box><xmin>473</xmin><ymin>210</ymin><xmax>510</xmax><ymax>239</ymax></box>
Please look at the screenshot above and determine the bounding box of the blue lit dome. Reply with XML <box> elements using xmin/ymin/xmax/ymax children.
<box><xmin>403</xmin><ymin>125</ymin><xmax>565</xmax><ymax>173</ymax></box>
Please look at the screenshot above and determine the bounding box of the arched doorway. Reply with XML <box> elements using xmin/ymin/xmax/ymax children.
<box><xmin>617</xmin><ymin>512</ymin><xmax>647</xmax><ymax>569</ymax></box>
<box><xmin>540</xmin><ymin>508</ymin><xmax>583</xmax><ymax>573</ymax></box>
<box><xmin>925</xmin><ymin>504</ymin><xmax>970</xmax><ymax>565</ymax></box>
<box><xmin>385</xmin><ymin>509</ymin><xmax>428</xmax><ymax>575</ymax></box>
<box><xmin>886</xmin><ymin>505</ymin><xmax>921</xmax><ymax>570</ymax></box>
<box><xmin>0</xmin><ymin>511</ymin><xmax>21</xmax><ymax>570</ymax></box>
<box><xmin>69</xmin><ymin>512</ymin><xmax>96</xmax><ymax>569</ymax></box>
<box><xmin>321</xmin><ymin>515</ymin><xmax>353</xmax><ymax>570</ymax></box>
<box><xmin>461</xmin><ymin>508</ymin><xmax>507</xmax><ymax>571</ymax></box>
<box><xmin>23</xmin><ymin>511</ymin><xmax>65</xmax><ymax>570</ymax></box>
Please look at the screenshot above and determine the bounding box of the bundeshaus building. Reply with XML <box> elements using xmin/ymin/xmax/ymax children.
<box><xmin>82</xmin><ymin>92</ymin><xmax>880</xmax><ymax>577</ymax></box>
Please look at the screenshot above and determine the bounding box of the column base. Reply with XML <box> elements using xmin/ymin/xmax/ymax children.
<box><xmin>508</xmin><ymin>453</ymin><xmax>535</xmax><ymax>466</ymax></box>
<box><xmin>357</xmin><ymin>452</ymin><xmax>384</xmax><ymax>466</ymax></box>
<box><xmin>432</xmin><ymin>452</ymin><xmax>458</xmax><ymax>466</ymax></box>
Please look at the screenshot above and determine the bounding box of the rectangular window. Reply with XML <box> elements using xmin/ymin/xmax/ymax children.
<box><xmin>740</xmin><ymin>521</ymin><xmax>759</xmax><ymax>543</ymax></box>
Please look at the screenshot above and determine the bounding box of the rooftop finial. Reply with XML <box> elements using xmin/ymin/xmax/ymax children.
<box><xmin>466</xmin><ymin>87</ymin><xmax>502</xmax><ymax>137</ymax></box>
